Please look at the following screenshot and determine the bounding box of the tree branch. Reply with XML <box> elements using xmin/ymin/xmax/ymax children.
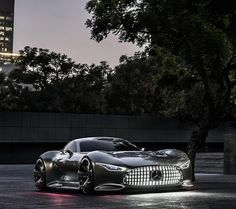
<box><xmin>225</xmin><ymin>63</ymin><xmax>236</xmax><ymax>73</ymax></box>
<box><xmin>231</xmin><ymin>80</ymin><xmax>236</xmax><ymax>87</ymax></box>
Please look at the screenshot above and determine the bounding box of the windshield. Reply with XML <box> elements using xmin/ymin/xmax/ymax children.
<box><xmin>79</xmin><ymin>139</ymin><xmax>140</xmax><ymax>152</ymax></box>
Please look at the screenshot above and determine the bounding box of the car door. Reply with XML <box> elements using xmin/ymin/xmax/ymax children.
<box><xmin>54</xmin><ymin>141</ymin><xmax>78</xmax><ymax>173</ymax></box>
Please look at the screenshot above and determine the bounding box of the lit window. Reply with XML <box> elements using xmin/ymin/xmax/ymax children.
<box><xmin>5</xmin><ymin>37</ymin><xmax>9</xmax><ymax>41</ymax></box>
<box><xmin>4</xmin><ymin>48</ymin><xmax>7</xmax><ymax>52</ymax></box>
<box><xmin>5</xmin><ymin>27</ymin><xmax>12</xmax><ymax>31</ymax></box>
<box><xmin>0</xmin><ymin>16</ymin><xmax>4</xmax><ymax>20</ymax></box>
<box><xmin>6</xmin><ymin>17</ymin><xmax>12</xmax><ymax>21</ymax></box>
<box><xmin>0</xmin><ymin>26</ymin><xmax>4</xmax><ymax>30</ymax></box>
<box><xmin>0</xmin><ymin>32</ymin><xmax>4</xmax><ymax>35</ymax></box>
<box><xmin>0</xmin><ymin>37</ymin><xmax>4</xmax><ymax>40</ymax></box>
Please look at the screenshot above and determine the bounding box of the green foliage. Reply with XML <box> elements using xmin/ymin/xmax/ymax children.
<box><xmin>0</xmin><ymin>72</ymin><xmax>20</xmax><ymax>111</ymax></box>
<box><xmin>104</xmin><ymin>48</ymin><xmax>185</xmax><ymax>115</ymax></box>
<box><xmin>103</xmin><ymin>47</ymin><xmax>210</xmax><ymax>122</ymax></box>
<box><xmin>86</xmin><ymin>0</ymin><xmax>236</xmax><ymax>125</ymax></box>
<box><xmin>3</xmin><ymin>46</ymin><xmax>112</xmax><ymax>113</ymax></box>
<box><xmin>10</xmin><ymin>46</ymin><xmax>77</xmax><ymax>90</ymax></box>
<box><xmin>56</xmin><ymin>61</ymin><xmax>112</xmax><ymax>113</ymax></box>
<box><xmin>104</xmin><ymin>51</ymin><xmax>161</xmax><ymax>114</ymax></box>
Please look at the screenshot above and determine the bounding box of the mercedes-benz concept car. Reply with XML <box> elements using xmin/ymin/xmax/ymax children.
<box><xmin>33</xmin><ymin>137</ymin><xmax>193</xmax><ymax>194</ymax></box>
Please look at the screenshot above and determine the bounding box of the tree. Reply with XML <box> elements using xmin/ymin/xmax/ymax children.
<box><xmin>104</xmin><ymin>47</ymin><xmax>204</xmax><ymax>118</ymax></box>
<box><xmin>0</xmin><ymin>72</ymin><xmax>20</xmax><ymax>111</ymax></box>
<box><xmin>9</xmin><ymin>46</ymin><xmax>79</xmax><ymax>112</ymax></box>
<box><xmin>58</xmin><ymin>61</ymin><xmax>112</xmax><ymax>113</ymax></box>
<box><xmin>86</xmin><ymin>0</ymin><xmax>236</xmax><ymax>179</ymax></box>
<box><xmin>104</xmin><ymin>50</ymin><xmax>177</xmax><ymax>115</ymax></box>
<box><xmin>9</xmin><ymin>46</ymin><xmax>112</xmax><ymax>113</ymax></box>
<box><xmin>10</xmin><ymin>46</ymin><xmax>77</xmax><ymax>90</ymax></box>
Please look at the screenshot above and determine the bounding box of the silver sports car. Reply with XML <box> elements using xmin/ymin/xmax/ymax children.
<box><xmin>33</xmin><ymin>137</ymin><xmax>193</xmax><ymax>194</ymax></box>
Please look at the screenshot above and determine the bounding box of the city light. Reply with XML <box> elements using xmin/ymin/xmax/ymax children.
<box><xmin>0</xmin><ymin>52</ymin><xmax>20</xmax><ymax>57</ymax></box>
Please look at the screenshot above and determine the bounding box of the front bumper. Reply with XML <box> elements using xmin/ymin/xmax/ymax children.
<box><xmin>93</xmin><ymin>163</ymin><xmax>193</xmax><ymax>191</ymax></box>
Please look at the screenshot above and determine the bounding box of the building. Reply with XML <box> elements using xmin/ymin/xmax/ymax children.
<box><xmin>0</xmin><ymin>0</ymin><xmax>15</xmax><ymax>55</ymax></box>
<box><xmin>0</xmin><ymin>0</ymin><xmax>17</xmax><ymax>74</ymax></box>
<box><xmin>0</xmin><ymin>52</ymin><xmax>19</xmax><ymax>75</ymax></box>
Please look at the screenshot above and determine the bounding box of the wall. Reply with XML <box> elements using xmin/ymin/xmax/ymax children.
<box><xmin>1</xmin><ymin>112</ymin><xmax>235</xmax><ymax>143</ymax></box>
<box><xmin>0</xmin><ymin>112</ymin><xmax>235</xmax><ymax>163</ymax></box>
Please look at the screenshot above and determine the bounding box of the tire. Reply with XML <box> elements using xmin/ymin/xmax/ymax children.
<box><xmin>79</xmin><ymin>157</ymin><xmax>94</xmax><ymax>194</ymax></box>
<box><xmin>34</xmin><ymin>158</ymin><xmax>47</xmax><ymax>191</ymax></box>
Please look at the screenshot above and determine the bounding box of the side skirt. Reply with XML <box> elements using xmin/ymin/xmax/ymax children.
<box><xmin>47</xmin><ymin>181</ymin><xmax>80</xmax><ymax>190</ymax></box>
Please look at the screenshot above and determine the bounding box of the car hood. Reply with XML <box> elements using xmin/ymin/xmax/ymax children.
<box><xmin>93</xmin><ymin>151</ymin><xmax>181</xmax><ymax>167</ymax></box>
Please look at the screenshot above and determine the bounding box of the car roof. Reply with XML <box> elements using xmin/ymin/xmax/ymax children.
<box><xmin>72</xmin><ymin>136</ymin><xmax>127</xmax><ymax>143</ymax></box>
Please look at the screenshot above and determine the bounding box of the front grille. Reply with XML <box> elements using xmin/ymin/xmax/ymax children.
<box><xmin>123</xmin><ymin>165</ymin><xmax>182</xmax><ymax>186</ymax></box>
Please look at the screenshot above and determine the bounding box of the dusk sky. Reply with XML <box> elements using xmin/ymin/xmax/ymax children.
<box><xmin>13</xmin><ymin>0</ymin><xmax>140</xmax><ymax>67</ymax></box>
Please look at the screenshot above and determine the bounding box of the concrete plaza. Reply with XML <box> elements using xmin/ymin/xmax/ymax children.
<box><xmin>0</xmin><ymin>165</ymin><xmax>236</xmax><ymax>209</ymax></box>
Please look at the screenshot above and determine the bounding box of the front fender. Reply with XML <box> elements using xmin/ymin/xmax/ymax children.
<box><xmin>156</xmin><ymin>149</ymin><xmax>192</xmax><ymax>181</ymax></box>
<box><xmin>156</xmin><ymin>149</ymin><xmax>189</xmax><ymax>161</ymax></box>
<box><xmin>38</xmin><ymin>151</ymin><xmax>61</xmax><ymax>185</ymax></box>
<box><xmin>86</xmin><ymin>151</ymin><xmax>123</xmax><ymax>165</ymax></box>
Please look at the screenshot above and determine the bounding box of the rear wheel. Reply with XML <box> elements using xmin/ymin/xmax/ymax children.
<box><xmin>79</xmin><ymin>157</ymin><xmax>94</xmax><ymax>194</ymax></box>
<box><xmin>34</xmin><ymin>158</ymin><xmax>46</xmax><ymax>191</ymax></box>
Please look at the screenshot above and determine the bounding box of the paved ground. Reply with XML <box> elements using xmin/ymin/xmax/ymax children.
<box><xmin>0</xmin><ymin>165</ymin><xmax>236</xmax><ymax>209</ymax></box>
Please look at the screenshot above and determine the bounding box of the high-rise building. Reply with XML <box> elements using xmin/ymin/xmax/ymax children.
<box><xmin>0</xmin><ymin>0</ymin><xmax>15</xmax><ymax>54</ymax></box>
<box><xmin>0</xmin><ymin>0</ymin><xmax>16</xmax><ymax>72</ymax></box>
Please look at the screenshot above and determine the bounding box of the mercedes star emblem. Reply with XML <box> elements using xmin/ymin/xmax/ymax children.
<box><xmin>151</xmin><ymin>170</ymin><xmax>162</xmax><ymax>181</ymax></box>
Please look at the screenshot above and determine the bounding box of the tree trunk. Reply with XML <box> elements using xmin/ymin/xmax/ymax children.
<box><xmin>187</xmin><ymin>126</ymin><xmax>209</xmax><ymax>181</ymax></box>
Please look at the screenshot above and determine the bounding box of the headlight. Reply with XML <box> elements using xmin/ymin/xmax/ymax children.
<box><xmin>97</xmin><ymin>163</ymin><xmax>127</xmax><ymax>171</ymax></box>
<box><xmin>179</xmin><ymin>160</ymin><xmax>191</xmax><ymax>169</ymax></box>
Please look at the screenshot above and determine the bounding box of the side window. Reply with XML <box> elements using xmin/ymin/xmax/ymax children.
<box><xmin>64</xmin><ymin>141</ymin><xmax>77</xmax><ymax>152</ymax></box>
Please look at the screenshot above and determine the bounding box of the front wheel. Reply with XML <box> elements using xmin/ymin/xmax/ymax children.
<box><xmin>78</xmin><ymin>157</ymin><xmax>94</xmax><ymax>194</ymax></box>
<box><xmin>34</xmin><ymin>158</ymin><xmax>47</xmax><ymax>191</ymax></box>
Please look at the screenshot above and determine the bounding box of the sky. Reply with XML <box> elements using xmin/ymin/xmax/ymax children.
<box><xmin>13</xmin><ymin>0</ymin><xmax>140</xmax><ymax>67</ymax></box>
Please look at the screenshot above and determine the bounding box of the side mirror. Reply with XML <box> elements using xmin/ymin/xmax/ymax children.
<box><xmin>65</xmin><ymin>149</ymin><xmax>73</xmax><ymax>157</ymax></box>
<box><xmin>141</xmin><ymin>148</ymin><xmax>146</xmax><ymax>151</ymax></box>
<box><xmin>59</xmin><ymin>149</ymin><xmax>66</xmax><ymax>154</ymax></box>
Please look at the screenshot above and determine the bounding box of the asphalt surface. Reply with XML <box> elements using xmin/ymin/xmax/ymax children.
<box><xmin>0</xmin><ymin>165</ymin><xmax>236</xmax><ymax>209</ymax></box>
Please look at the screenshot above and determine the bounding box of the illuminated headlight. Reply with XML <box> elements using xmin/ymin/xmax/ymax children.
<box><xmin>97</xmin><ymin>163</ymin><xmax>127</xmax><ymax>171</ymax></box>
<box><xmin>179</xmin><ymin>160</ymin><xmax>191</xmax><ymax>169</ymax></box>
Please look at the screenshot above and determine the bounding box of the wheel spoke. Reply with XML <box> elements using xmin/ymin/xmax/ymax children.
<box><xmin>34</xmin><ymin>170</ymin><xmax>42</xmax><ymax>177</ymax></box>
<box><xmin>79</xmin><ymin>158</ymin><xmax>93</xmax><ymax>194</ymax></box>
<box><xmin>34</xmin><ymin>159</ymin><xmax>46</xmax><ymax>190</ymax></box>
<box><xmin>82</xmin><ymin>178</ymin><xmax>91</xmax><ymax>187</ymax></box>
